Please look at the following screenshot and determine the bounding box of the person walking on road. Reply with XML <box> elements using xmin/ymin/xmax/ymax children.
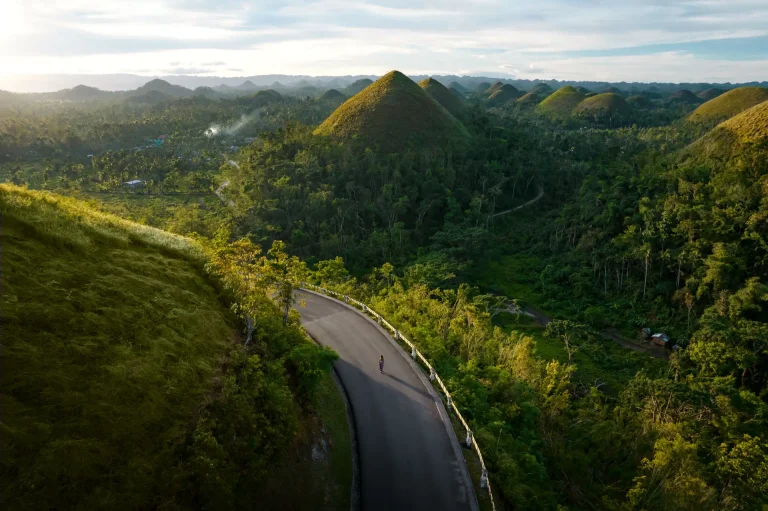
<box><xmin>379</xmin><ymin>355</ymin><xmax>384</xmax><ymax>373</ymax></box>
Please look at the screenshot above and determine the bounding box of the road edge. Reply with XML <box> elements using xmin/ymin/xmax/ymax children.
<box><xmin>304</xmin><ymin>328</ymin><xmax>362</xmax><ymax>511</ymax></box>
<box><xmin>298</xmin><ymin>289</ymin><xmax>480</xmax><ymax>511</ymax></box>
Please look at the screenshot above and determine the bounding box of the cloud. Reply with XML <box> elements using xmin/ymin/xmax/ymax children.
<box><xmin>0</xmin><ymin>0</ymin><xmax>767</xmax><ymax>84</ymax></box>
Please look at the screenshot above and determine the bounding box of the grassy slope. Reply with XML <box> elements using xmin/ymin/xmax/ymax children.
<box><xmin>418</xmin><ymin>77</ymin><xmax>465</xmax><ymax>118</ymax></box>
<box><xmin>319</xmin><ymin>89</ymin><xmax>347</xmax><ymax>102</ymax></box>
<box><xmin>487</xmin><ymin>85</ymin><xmax>522</xmax><ymax>107</ymax></box>
<box><xmin>690</xmin><ymin>99</ymin><xmax>768</xmax><ymax>158</ymax></box>
<box><xmin>315</xmin><ymin>70</ymin><xmax>468</xmax><ymax>151</ymax></box>
<box><xmin>537</xmin><ymin>86</ymin><xmax>585</xmax><ymax>117</ymax></box>
<box><xmin>688</xmin><ymin>86</ymin><xmax>768</xmax><ymax>123</ymax></box>
<box><xmin>574</xmin><ymin>93</ymin><xmax>630</xmax><ymax>117</ymax></box>
<box><xmin>516</xmin><ymin>92</ymin><xmax>540</xmax><ymax>105</ymax></box>
<box><xmin>0</xmin><ymin>185</ymin><xmax>234</xmax><ymax>508</ymax></box>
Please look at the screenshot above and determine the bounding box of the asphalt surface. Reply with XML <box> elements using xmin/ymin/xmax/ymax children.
<box><xmin>297</xmin><ymin>290</ymin><xmax>474</xmax><ymax>511</ymax></box>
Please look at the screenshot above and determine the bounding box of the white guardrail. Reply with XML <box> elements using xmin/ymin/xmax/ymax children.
<box><xmin>301</xmin><ymin>283</ymin><xmax>496</xmax><ymax>511</ymax></box>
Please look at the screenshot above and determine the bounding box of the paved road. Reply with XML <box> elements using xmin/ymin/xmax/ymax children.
<box><xmin>297</xmin><ymin>290</ymin><xmax>474</xmax><ymax>511</ymax></box>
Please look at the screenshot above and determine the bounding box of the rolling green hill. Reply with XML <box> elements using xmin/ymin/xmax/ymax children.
<box><xmin>318</xmin><ymin>89</ymin><xmax>347</xmax><ymax>102</ymax></box>
<box><xmin>531</xmin><ymin>83</ymin><xmax>553</xmax><ymax>96</ymax></box>
<box><xmin>575</xmin><ymin>93</ymin><xmax>630</xmax><ymax>120</ymax></box>
<box><xmin>131</xmin><ymin>79</ymin><xmax>193</xmax><ymax>98</ymax></box>
<box><xmin>688</xmin><ymin>86</ymin><xmax>768</xmax><ymax>123</ymax></box>
<box><xmin>125</xmin><ymin>89</ymin><xmax>170</xmax><ymax>105</ymax></box>
<box><xmin>484</xmin><ymin>82</ymin><xmax>506</xmax><ymax>97</ymax></box>
<box><xmin>537</xmin><ymin>85</ymin><xmax>585</xmax><ymax>117</ymax></box>
<box><xmin>670</xmin><ymin>89</ymin><xmax>700</xmax><ymax>103</ymax></box>
<box><xmin>487</xmin><ymin>84</ymin><xmax>522</xmax><ymax>107</ymax></box>
<box><xmin>448</xmin><ymin>81</ymin><xmax>467</xmax><ymax>92</ymax></box>
<box><xmin>516</xmin><ymin>92</ymin><xmax>540</xmax><ymax>105</ymax></box>
<box><xmin>690</xmin><ymin>99</ymin><xmax>768</xmax><ymax>158</ymax></box>
<box><xmin>418</xmin><ymin>77</ymin><xmax>465</xmax><ymax>117</ymax></box>
<box><xmin>342</xmin><ymin>78</ymin><xmax>374</xmax><ymax>96</ymax></box>
<box><xmin>0</xmin><ymin>185</ymin><xmax>234</xmax><ymax>508</ymax></box>
<box><xmin>314</xmin><ymin>70</ymin><xmax>468</xmax><ymax>151</ymax></box>
<box><xmin>697</xmin><ymin>88</ymin><xmax>725</xmax><ymax>101</ymax></box>
<box><xmin>474</xmin><ymin>82</ymin><xmax>492</xmax><ymax>94</ymax></box>
<box><xmin>626</xmin><ymin>95</ymin><xmax>651</xmax><ymax>108</ymax></box>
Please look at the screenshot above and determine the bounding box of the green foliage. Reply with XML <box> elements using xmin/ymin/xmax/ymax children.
<box><xmin>287</xmin><ymin>343</ymin><xmax>339</xmax><ymax>399</ymax></box>
<box><xmin>0</xmin><ymin>184</ymin><xmax>232</xmax><ymax>508</ymax></box>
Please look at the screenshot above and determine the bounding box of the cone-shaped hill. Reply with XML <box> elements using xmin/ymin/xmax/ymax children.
<box><xmin>484</xmin><ymin>82</ymin><xmax>506</xmax><ymax>97</ymax></box>
<box><xmin>474</xmin><ymin>82</ymin><xmax>492</xmax><ymax>94</ymax></box>
<box><xmin>688</xmin><ymin>87</ymin><xmax>768</xmax><ymax>124</ymax></box>
<box><xmin>314</xmin><ymin>71</ymin><xmax>468</xmax><ymax>151</ymax></box>
<box><xmin>627</xmin><ymin>95</ymin><xmax>652</xmax><ymax>109</ymax></box>
<box><xmin>449</xmin><ymin>82</ymin><xmax>467</xmax><ymax>92</ymax></box>
<box><xmin>698</xmin><ymin>88</ymin><xmax>725</xmax><ymax>101</ymax></box>
<box><xmin>516</xmin><ymin>92</ymin><xmax>540</xmax><ymax>105</ymax></box>
<box><xmin>343</xmin><ymin>78</ymin><xmax>374</xmax><ymax>96</ymax></box>
<box><xmin>575</xmin><ymin>93</ymin><xmax>630</xmax><ymax>119</ymax></box>
<box><xmin>487</xmin><ymin>84</ymin><xmax>522</xmax><ymax>107</ymax></box>
<box><xmin>689</xmin><ymin>100</ymin><xmax>768</xmax><ymax>159</ymax></box>
<box><xmin>531</xmin><ymin>83</ymin><xmax>553</xmax><ymax>95</ymax></box>
<box><xmin>537</xmin><ymin>86</ymin><xmax>585</xmax><ymax>117</ymax></box>
<box><xmin>418</xmin><ymin>77</ymin><xmax>465</xmax><ymax>117</ymax></box>
<box><xmin>318</xmin><ymin>89</ymin><xmax>347</xmax><ymax>102</ymax></box>
<box><xmin>670</xmin><ymin>89</ymin><xmax>700</xmax><ymax>103</ymax></box>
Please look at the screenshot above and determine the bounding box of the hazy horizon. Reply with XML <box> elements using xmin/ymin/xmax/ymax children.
<box><xmin>2</xmin><ymin>0</ymin><xmax>767</xmax><ymax>93</ymax></box>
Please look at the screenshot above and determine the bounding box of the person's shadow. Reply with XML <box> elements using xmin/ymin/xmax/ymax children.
<box><xmin>382</xmin><ymin>371</ymin><xmax>431</xmax><ymax>399</ymax></box>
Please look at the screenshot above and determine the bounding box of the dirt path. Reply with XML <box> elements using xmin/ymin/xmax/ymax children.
<box><xmin>491</xmin><ymin>184</ymin><xmax>545</xmax><ymax>219</ymax></box>
<box><xmin>498</xmin><ymin>300</ymin><xmax>668</xmax><ymax>359</ymax></box>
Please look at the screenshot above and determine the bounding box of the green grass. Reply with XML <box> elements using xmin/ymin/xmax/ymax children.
<box><xmin>691</xmin><ymin>100</ymin><xmax>768</xmax><ymax>158</ymax></box>
<box><xmin>487</xmin><ymin>85</ymin><xmax>522</xmax><ymax>107</ymax></box>
<box><xmin>418</xmin><ymin>77</ymin><xmax>465</xmax><ymax>117</ymax></box>
<box><xmin>253</xmin><ymin>372</ymin><xmax>352</xmax><ymax>510</ymax></box>
<box><xmin>688</xmin><ymin>86</ymin><xmax>768</xmax><ymax>123</ymax></box>
<box><xmin>516</xmin><ymin>92</ymin><xmax>540</xmax><ymax>105</ymax></box>
<box><xmin>670</xmin><ymin>89</ymin><xmax>700</xmax><ymax>103</ymax></box>
<box><xmin>697</xmin><ymin>88</ymin><xmax>725</xmax><ymax>101</ymax></box>
<box><xmin>342</xmin><ymin>78</ymin><xmax>374</xmax><ymax>96</ymax></box>
<box><xmin>0</xmin><ymin>184</ymin><xmax>235</xmax><ymax>508</ymax></box>
<box><xmin>574</xmin><ymin>93</ymin><xmax>630</xmax><ymax>118</ymax></box>
<box><xmin>315</xmin><ymin>70</ymin><xmax>469</xmax><ymax>151</ymax></box>
<box><xmin>318</xmin><ymin>89</ymin><xmax>347</xmax><ymax>103</ymax></box>
<box><xmin>537</xmin><ymin>86</ymin><xmax>585</xmax><ymax>118</ymax></box>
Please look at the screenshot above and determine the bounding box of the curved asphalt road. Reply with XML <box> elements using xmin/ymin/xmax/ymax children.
<box><xmin>297</xmin><ymin>290</ymin><xmax>476</xmax><ymax>511</ymax></box>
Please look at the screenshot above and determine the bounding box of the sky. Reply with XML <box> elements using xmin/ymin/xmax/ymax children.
<box><xmin>1</xmin><ymin>0</ymin><xmax>767</xmax><ymax>90</ymax></box>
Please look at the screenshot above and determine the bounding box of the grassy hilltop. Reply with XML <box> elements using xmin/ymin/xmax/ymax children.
<box><xmin>418</xmin><ymin>77</ymin><xmax>465</xmax><ymax>117</ymax></box>
<box><xmin>688</xmin><ymin>86</ymin><xmax>768</xmax><ymax>123</ymax></box>
<box><xmin>691</xmin><ymin>99</ymin><xmax>768</xmax><ymax>158</ymax></box>
<box><xmin>0</xmin><ymin>185</ymin><xmax>234</xmax><ymax>508</ymax></box>
<box><xmin>315</xmin><ymin>70</ymin><xmax>469</xmax><ymax>151</ymax></box>
<box><xmin>575</xmin><ymin>92</ymin><xmax>630</xmax><ymax>120</ymax></box>
<box><xmin>537</xmin><ymin>85</ymin><xmax>585</xmax><ymax>117</ymax></box>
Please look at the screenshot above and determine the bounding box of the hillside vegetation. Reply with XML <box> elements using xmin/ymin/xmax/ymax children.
<box><xmin>0</xmin><ymin>185</ymin><xmax>233</xmax><ymax>508</ymax></box>
<box><xmin>314</xmin><ymin>70</ymin><xmax>468</xmax><ymax>150</ymax></box>
<box><xmin>537</xmin><ymin>85</ymin><xmax>585</xmax><ymax>117</ymax></box>
<box><xmin>574</xmin><ymin>92</ymin><xmax>630</xmax><ymax>121</ymax></box>
<box><xmin>418</xmin><ymin>77</ymin><xmax>465</xmax><ymax>118</ymax></box>
<box><xmin>318</xmin><ymin>89</ymin><xmax>346</xmax><ymax>102</ymax></box>
<box><xmin>487</xmin><ymin>84</ymin><xmax>522</xmax><ymax>107</ymax></box>
<box><xmin>691</xmin><ymin>99</ymin><xmax>768</xmax><ymax>157</ymax></box>
<box><xmin>688</xmin><ymin>86</ymin><xmax>768</xmax><ymax>123</ymax></box>
<box><xmin>0</xmin><ymin>185</ymin><xmax>346</xmax><ymax>510</ymax></box>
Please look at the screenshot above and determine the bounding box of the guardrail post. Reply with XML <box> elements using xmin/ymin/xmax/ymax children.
<box><xmin>344</xmin><ymin>295</ymin><xmax>349</xmax><ymax>304</ymax></box>
<box><xmin>465</xmin><ymin>430</ymin><xmax>473</xmax><ymax>448</ymax></box>
<box><xmin>429</xmin><ymin>367</ymin><xmax>435</xmax><ymax>381</ymax></box>
<box><xmin>411</xmin><ymin>346</ymin><xmax>417</xmax><ymax>360</ymax></box>
<box><xmin>447</xmin><ymin>396</ymin><xmax>453</xmax><ymax>407</ymax></box>
<box><xmin>394</xmin><ymin>330</ymin><xmax>399</xmax><ymax>340</ymax></box>
<box><xmin>480</xmin><ymin>468</ymin><xmax>488</xmax><ymax>489</ymax></box>
<box><xmin>377</xmin><ymin>315</ymin><xmax>382</xmax><ymax>325</ymax></box>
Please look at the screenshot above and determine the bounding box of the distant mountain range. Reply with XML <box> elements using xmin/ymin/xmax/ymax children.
<box><xmin>2</xmin><ymin>73</ymin><xmax>767</xmax><ymax>95</ymax></box>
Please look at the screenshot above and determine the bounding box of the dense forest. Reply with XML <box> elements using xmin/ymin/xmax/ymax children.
<box><xmin>2</xmin><ymin>74</ymin><xmax>767</xmax><ymax>510</ymax></box>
